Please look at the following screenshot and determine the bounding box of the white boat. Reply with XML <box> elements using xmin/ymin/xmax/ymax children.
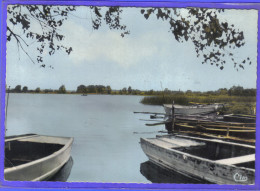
<box><xmin>140</xmin><ymin>134</ymin><xmax>255</xmax><ymax>184</ymax></box>
<box><xmin>163</xmin><ymin>103</ymin><xmax>220</xmax><ymax>116</ymax></box>
<box><xmin>4</xmin><ymin>134</ymin><xmax>73</xmax><ymax>181</ymax></box>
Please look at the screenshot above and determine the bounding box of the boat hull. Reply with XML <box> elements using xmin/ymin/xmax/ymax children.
<box><xmin>140</xmin><ymin>135</ymin><xmax>255</xmax><ymax>184</ymax></box>
<box><xmin>164</xmin><ymin>104</ymin><xmax>218</xmax><ymax>116</ymax></box>
<box><xmin>4</xmin><ymin>135</ymin><xmax>73</xmax><ymax>181</ymax></box>
<box><xmin>174</xmin><ymin>123</ymin><xmax>256</xmax><ymax>139</ymax></box>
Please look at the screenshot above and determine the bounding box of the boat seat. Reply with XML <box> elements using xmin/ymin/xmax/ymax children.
<box><xmin>159</xmin><ymin>137</ymin><xmax>205</xmax><ymax>147</ymax></box>
<box><xmin>215</xmin><ymin>154</ymin><xmax>255</xmax><ymax>165</ymax></box>
<box><xmin>151</xmin><ymin>137</ymin><xmax>205</xmax><ymax>149</ymax></box>
<box><xmin>148</xmin><ymin>139</ymin><xmax>179</xmax><ymax>148</ymax></box>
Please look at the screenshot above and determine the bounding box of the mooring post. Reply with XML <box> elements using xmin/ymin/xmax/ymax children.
<box><xmin>172</xmin><ymin>101</ymin><xmax>175</xmax><ymax>132</ymax></box>
<box><xmin>5</xmin><ymin>86</ymin><xmax>10</xmax><ymax>134</ymax></box>
<box><xmin>226</xmin><ymin>126</ymin><xmax>230</xmax><ymax>137</ymax></box>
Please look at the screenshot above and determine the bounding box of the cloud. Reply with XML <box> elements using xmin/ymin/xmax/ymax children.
<box><xmin>62</xmin><ymin>20</ymin><xmax>159</xmax><ymax>68</ymax></box>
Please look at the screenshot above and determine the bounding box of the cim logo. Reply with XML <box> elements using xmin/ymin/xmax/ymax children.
<box><xmin>233</xmin><ymin>172</ymin><xmax>248</xmax><ymax>182</ymax></box>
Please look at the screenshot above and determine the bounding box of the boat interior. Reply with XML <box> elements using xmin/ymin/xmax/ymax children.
<box><xmin>5</xmin><ymin>141</ymin><xmax>64</xmax><ymax>168</ymax></box>
<box><xmin>151</xmin><ymin>135</ymin><xmax>255</xmax><ymax>169</ymax></box>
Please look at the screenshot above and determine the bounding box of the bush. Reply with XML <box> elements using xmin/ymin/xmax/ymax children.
<box><xmin>140</xmin><ymin>94</ymin><xmax>256</xmax><ymax>115</ymax></box>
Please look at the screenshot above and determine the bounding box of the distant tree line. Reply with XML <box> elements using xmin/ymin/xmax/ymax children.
<box><xmin>7</xmin><ymin>85</ymin><xmax>67</xmax><ymax>94</ymax></box>
<box><xmin>76</xmin><ymin>85</ymin><xmax>112</xmax><ymax>94</ymax></box>
<box><xmin>6</xmin><ymin>84</ymin><xmax>256</xmax><ymax>97</ymax></box>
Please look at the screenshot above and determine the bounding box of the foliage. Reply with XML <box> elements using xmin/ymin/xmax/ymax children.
<box><xmin>228</xmin><ymin>86</ymin><xmax>256</xmax><ymax>96</ymax></box>
<box><xmin>35</xmin><ymin>87</ymin><xmax>41</xmax><ymax>93</ymax></box>
<box><xmin>128</xmin><ymin>86</ymin><xmax>132</xmax><ymax>94</ymax></box>
<box><xmin>76</xmin><ymin>85</ymin><xmax>111</xmax><ymax>94</ymax></box>
<box><xmin>22</xmin><ymin>86</ymin><xmax>28</xmax><ymax>92</ymax></box>
<box><xmin>7</xmin><ymin>5</ymin><xmax>251</xmax><ymax>70</ymax></box>
<box><xmin>141</xmin><ymin>7</ymin><xmax>251</xmax><ymax>70</ymax></box>
<box><xmin>140</xmin><ymin>87</ymin><xmax>256</xmax><ymax>115</ymax></box>
<box><xmin>89</xmin><ymin>6</ymin><xmax>129</xmax><ymax>37</ymax></box>
<box><xmin>7</xmin><ymin>5</ymin><xmax>129</xmax><ymax>67</ymax></box>
<box><xmin>224</xmin><ymin>103</ymin><xmax>255</xmax><ymax>115</ymax></box>
<box><xmin>7</xmin><ymin>5</ymin><xmax>76</xmax><ymax>67</ymax></box>
<box><xmin>76</xmin><ymin>85</ymin><xmax>87</xmax><ymax>94</ymax></box>
<box><xmin>107</xmin><ymin>86</ymin><xmax>112</xmax><ymax>94</ymax></box>
<box><xmin>14</xmin><ymin>85</ymin><xmax>21</xmax><ymax>93</ymax></box>
<box><xmin>58</xmin><ymin>85</ymin><xmax>66</xmax><ymax>94</ymax></box>
<box><xmin>140</xmin><ymin>94</ymin><xmax>256</xmax><ymax>106</ymax></box>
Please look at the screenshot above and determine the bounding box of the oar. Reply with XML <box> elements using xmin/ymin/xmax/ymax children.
<box><xmin>145</xmin><ymin>121</ymin><xmax>171</xmax><ymax>126</ymax></box>
<box><xmin>139</xmin><ymin>119</ymin><xmax>165</xmax><ymax>122</ymax></box>
<box><xmin>133</xmin><ymin>111</ymin><xmax>170</xmax><ymax>116</ymax></box>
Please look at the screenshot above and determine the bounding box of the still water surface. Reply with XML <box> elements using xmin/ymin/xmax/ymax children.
<box><xmin>6</xmin><ymin>94</ymin><xmax>166</xmax><ymax>183</ymax></box>
<box><xmin>6</xmin><ymin>94</ymin><xmax>206</xmax><ymax>184</ymax></box>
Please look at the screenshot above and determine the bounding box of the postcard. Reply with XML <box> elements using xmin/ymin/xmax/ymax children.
<box><xmin>1</xmin><ymin>1</ymin><xmax>259</xmax><ymax>190</ymax></box>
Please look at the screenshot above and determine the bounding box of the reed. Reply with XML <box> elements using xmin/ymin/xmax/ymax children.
<box><xmin>141</xmin><ymin>95</ymin><xmax>255</xmax><ymax>105</ymax></box>
<box><xmin>140</xmin><ymin>95</ymin><xmax>256</xmax><ymax>115</ymax></box>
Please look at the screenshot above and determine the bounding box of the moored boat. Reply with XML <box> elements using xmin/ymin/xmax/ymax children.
<box><xmin>223</xmin><ymin>114</ymin><xmax>256</xmax><ymax>123</ymax></box>
<box><xmin>140</xmin><ymin>160</ymin><xmax>209</xmax><ymax>184</ymax></box>
<box><xmin>174</xmin><ymin>119</ymin><xmax>256</xmax><ymax>139</ymax></box>
<box><xmin>163</xmin><ymin>103</ymin><xmax>220</xmax><ymax>116</ymax></box>
<box><xmin>4</xmin><ymin>134</ymin><xmax>73</xmax><ymax>181</ymax></box>
<box><xmin>140</xmin><ymin>134</ymin><xmax>255</xmax><ymax>184</ymax></box>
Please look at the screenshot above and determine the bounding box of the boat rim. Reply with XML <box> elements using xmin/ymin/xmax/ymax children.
<box><xmin>141</xmin><ymin>136</ymin><xmax>255</xmax><ymax>171</ymax></box>
<box><xmin>4</xmin><ymin>135</ymin><xmax>73</xmax><ymax>173</ymax></box>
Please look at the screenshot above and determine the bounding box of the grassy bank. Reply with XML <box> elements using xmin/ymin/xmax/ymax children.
<box><xmin>141</xmin><ymin>95</ymin><xmax>256</xmax><ymax>115</ymax></box>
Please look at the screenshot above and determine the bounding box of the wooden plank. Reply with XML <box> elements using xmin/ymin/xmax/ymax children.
<box><xmin>177</xmin><ymin>124</ymin><xmax>256</xmax><ymax>132</ymax></box>
<box><xmin>202</xmin><ymin>127</ymin><xmax>255</xmax><ymax>133</ymax></box>
<box><xmin>215</xmin><ymin>154</ymin><xmax>255</xmax><ymax>165</ymax></box>
<box><xmin>175</xmin><ymin>134</ymin><xmax>255</xmax><ymax>148</ymax></box>
<box><xmin>159</xmin><ymin>137</ymin><xmax>205</xmax><ymax>147</ymax></box>
<box><xmin>147</xmin><ymin>137</ymin><xmax>205</xmax><ymax>149</ymax></box>
<box><xmin>178</xmin><ymin>131</ymin><xmax>255</xmax><ymax>144</ymax></box>
<box><xmin>201</xmin><ymin>124</ymin><xmax>255</xmax><ymax>130</ymax></box>
<box><xmin>175</xmin><ymin>119</ymin><xmax>256</xmax><ymax>126</ymax></box>
<box><xmin>147</xmin><ymin>139</ymin><xmax>179</xmax><ymax>148</ymax></box>
<box><xmin>5</xmin><ymin>134</ymin><xmax>39</xmax><ymax>142</ymax></box>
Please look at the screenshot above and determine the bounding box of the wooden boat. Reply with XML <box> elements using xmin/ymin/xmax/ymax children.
<box><xmin>174</xmin><ymin>118</ymin><xmax>256</xmax><ymax>139</ymax></box>
<box><xmin>48</xmin><ymin>156</ymin><xmax>73</xmax><ymax>182</ymax></box>
<box><xmin>140</xmin><ymin>161</ymin><xmax>208</xmax><ymax>184</ymax></box>
<box><xmin>163</xmin><ymin>104</ymin><xmax>220</xmax><ymax>116</ymax></box>
<box><xmin>140</xmin><ymin>134</ymin><xmax>255</xmax><ymax>184</ymax></box>
<box><xmin>223</xmin><ymin>114</ymin><xmax>256</xmax><ymax>123</ymax></box>
<box><xmin>4</xmin><ymin>134</ymin><xmax>73</xmax><ymax>181</ymax></box>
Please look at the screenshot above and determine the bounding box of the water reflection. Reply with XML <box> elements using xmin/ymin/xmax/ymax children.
<box><xmin>140</xmin><ymin>161</ymin><xmax>209</xmax><ymax>184</ymax></box>
<box><xmin>48</xmin><ymin>157</ymin><xmax>73</xmax><ymax>182</ymax></box>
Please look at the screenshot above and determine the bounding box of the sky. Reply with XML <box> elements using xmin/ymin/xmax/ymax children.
<box><xmin>6</xmin><ymin>6</ymin><xmax>258</xmax><ymax>92</ymax></box>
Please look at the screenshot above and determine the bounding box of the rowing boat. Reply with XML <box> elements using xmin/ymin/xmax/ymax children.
<box><xmin>140</xmin><ymin>134</ymin><xmax>255</xmax><ymax>184</ymax></box>
<box><xmin>4</xmin><ymin>134</ymin><xmax>73</xmax><ymax>181</ymax></box>
<box><xmin>163</xmin><ymin>104</ymin><xmax>220</xmax><ymax>116</ymax></box>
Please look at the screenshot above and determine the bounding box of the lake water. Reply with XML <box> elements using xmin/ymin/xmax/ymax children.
<box><xmin>5</xmin><ymin>94</ymin><xmax>204</xmax><ymax>183</ymax></box>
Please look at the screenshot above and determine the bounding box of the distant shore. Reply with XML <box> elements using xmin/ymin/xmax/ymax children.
<box><xmin>6</xmin><ymin>85</ymin><xmax>256</xmax><ymax>115</ymax></box>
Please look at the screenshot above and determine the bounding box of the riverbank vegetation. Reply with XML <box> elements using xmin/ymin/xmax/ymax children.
<box><xmin>7</xmin><ymin>84</ymin><xmax>173</xmax><ymax>95</ymax></box>
<box><xmin>7</xmin><ymin>84</ymin><xmax>256</xmax><ymax>115</ymax></box>
<box><xmin>140</xmin><ymin>86</ymin><xmax>256</xmax><ymax>115</ymax></box>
